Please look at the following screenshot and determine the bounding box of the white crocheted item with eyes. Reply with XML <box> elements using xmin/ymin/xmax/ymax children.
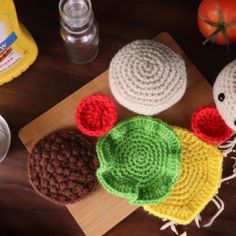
<box><xmin>213</xmin><ymin>60</ymin><xmax>236</xmax><ymax>131</ymax></box>
<box><xmin>109</xmin><ymin>40</ymin><xmax>187</xmax><ymax>115</ymax></box>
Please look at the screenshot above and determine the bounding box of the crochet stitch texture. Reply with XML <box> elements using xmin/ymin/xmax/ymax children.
<box><xmin>213</xmin><ymin>60</ymin><xmax>236</xmax><ymax>131</ymax></box>
<box><xmin>28</xmin><ymin>130</ymin><xmax>99</xmax><ymax>205</ymax></box>
<box><xmin>96</xmin><ymin>116</ymin><xmax>182</xmax><ymax>205</ymax></box>
<box><xmin>191</xmin><ymin>106</ymin><xmax>233</xmax><ymax>144</ymax></box>
<box><xmin>144</xmin><ymin>127</ymin><xmax>223</xmax><ymax>225</ymax></box>
<box><xmin>75</xmin><ymin>94</ymin><xmax>117</xmax><ymax>137</ymax></box>
<box><xmin>109</xmin><ymin>40</ymin><xmax>187</xmax><ymax>115</ymax></box>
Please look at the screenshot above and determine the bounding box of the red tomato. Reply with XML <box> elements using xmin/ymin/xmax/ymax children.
<box><xmin>198</xmin><ymin>0</ymin><xmax>236</xmax><ymax>45</ymax></box>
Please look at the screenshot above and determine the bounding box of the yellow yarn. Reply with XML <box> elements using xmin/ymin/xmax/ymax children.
<box><xmin>144</xmin><ymin>127</ymin><xmax>223</xmax><ymax>225</ymax></box>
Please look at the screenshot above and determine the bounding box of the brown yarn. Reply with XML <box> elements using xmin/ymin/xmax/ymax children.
<box><xmin>28</xmin><ymin>130</ymin><xmax>99</xmax><ymax>205</ymax></box>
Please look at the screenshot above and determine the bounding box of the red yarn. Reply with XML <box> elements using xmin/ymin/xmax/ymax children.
<box><xmin>75</xmin><ymin>94</ymin><xmax>118</xmax><ymax>137</ymax></box>
<box><xmin>191</xmin><ymin>106</ymin><xmax>233</xmax><ymax>144</ymax></box>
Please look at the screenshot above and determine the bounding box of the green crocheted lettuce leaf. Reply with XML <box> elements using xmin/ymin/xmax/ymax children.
<box><xmin>96</xmin><ymin>116</ymin><xmax>182</xmax><ymax>205</ymax></box>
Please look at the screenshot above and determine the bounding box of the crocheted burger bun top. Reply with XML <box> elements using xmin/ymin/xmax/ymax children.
<box><xmin>144</xmin><ymin>127</ymin><xmax>223</xmax><ymax>225</ymax></box>
<box><xmin>213</xmin><ymin>60</ymin><xmax>236</xmax><ymax>131</ymax></box>
<box><xmin>191</xmin><ymin>106</ymin><xmax>233</xmax><ymax>144</ymax></box>
<box><xmin>28</xmin><ymin>130</ymin><xmax>99</xmax><ymax>205</ymax></box>
<box><xmin>75</xmin><ymin>94</ymin><xmax>117</xmax><ymax>137</ymax></box>
<box><xmin>96</xmin><ymin>116</ymin><xmax>182</xmax><ymax>205</ymax></box>
<box><xmin>109</xmin><ymin>40</ymin><xmax>187</xmax><ymax>115</ymax></box>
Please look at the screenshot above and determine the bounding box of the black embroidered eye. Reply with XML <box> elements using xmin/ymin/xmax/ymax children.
<box><xmin>234</xmin><ymin>120</ymin><xmax>236</xmax><ymax>127</ymax></box>
<box><xmin>218</xmin><ymin>93</ymin><xmax>225</xmax><ymax>102</ymax></box>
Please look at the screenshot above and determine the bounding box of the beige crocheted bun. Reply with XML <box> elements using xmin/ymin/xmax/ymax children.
<box><xmin>109</xmin><ymin>40</ymin><xmax>187</xmax><ymax>115</ymax></box>
<box><xmin>213</xmin><ymin>60</ymin><xmax>236</xmax><ymax>131</ymax></box>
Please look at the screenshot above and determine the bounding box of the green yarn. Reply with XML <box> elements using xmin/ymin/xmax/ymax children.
<box><xmin>96</xmin><ymin>116</ymin><xmax>182</xmax><ymax>205</ymax></box>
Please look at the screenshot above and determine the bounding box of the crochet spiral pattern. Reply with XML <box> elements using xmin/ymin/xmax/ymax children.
<box><xmin>75</xmin><ymin>94</ymin><xmax>117</xmax><ymax>137</ymax></box>
<box><xmin>96</xmin><ymin>116</ymin><xmax>182</xmax><ymax>205</ymax></box>
<box><xmin>144</xmin><ymin>127</ymin><xmax>223</xmax><ymax>225</ymax></box>
<box><xmin>191</xmin><ymin>106</ymin><xmax>233</xmax><ymax>144</ymax></box>
<box><xmin>213</xmin><ymin>60</ymin><xmax>236</xmax><ymax>131</ymax></box>
<box><xmin>28</xmin><ymin>130</ymin><xmax>99</xmax><ymax>205</ymax></box>
<box><xmin>109</xmin><ymin>40</ymin><xmax>187</xmax><ymax>115</ymax></box>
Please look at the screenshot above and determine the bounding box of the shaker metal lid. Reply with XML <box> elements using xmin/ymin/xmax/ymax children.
<box><xmin>0</xmin><ymin>116</ymin><xmax>11</xmax><ymax>162</ymax></box>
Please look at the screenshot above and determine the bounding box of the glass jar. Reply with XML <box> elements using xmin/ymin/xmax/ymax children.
<box><xmin>59</xmin><ymin>0</ymin><xmax>99</xmax><ymax>64</ymax></box>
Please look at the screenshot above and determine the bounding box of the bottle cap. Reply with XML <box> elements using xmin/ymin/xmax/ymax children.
<box><xmin>59</xmin><ymin>0</ymin><xmax>92</xmax><ymax>28</ymax></box>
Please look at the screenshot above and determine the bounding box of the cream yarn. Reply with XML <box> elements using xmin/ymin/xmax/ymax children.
<box><xmin>109</xmin><ymin>40</ymin><xmax>187</xmax><ymax>115</ymax></box>
<box><xmin>213</xmin><ymin>60</ymin><xmax>236</xmax><ymax>131</ymax></box>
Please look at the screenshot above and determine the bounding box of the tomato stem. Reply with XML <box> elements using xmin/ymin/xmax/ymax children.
<box><xmin>216</xmin><ymin>4</ymin><xmax>224</xmax><ymax>24</ymax></box>
<box><xmin>201</xmin><ymin>2</ymin><xmax>236</xmax><ymax>45</ymax></box>
<box><xmin>201</xmin><ymin>15</ymin><xmax>218</xmax><ymax>27</ymax></box>
<box><xmin>225</xmin><ymin>22</ymin><xmax>236</xmax><ymax>28</ymax></box>
<box><xmin>202</xmin><ymin>28</ymin><xmax>221</xmax><ymax>45</ymax></box>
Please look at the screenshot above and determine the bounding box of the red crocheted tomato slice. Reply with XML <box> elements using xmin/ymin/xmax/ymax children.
<box><xmin>75</xmin><ymin>94</ymin><xmax>117</xmax><ymax>137</ymax></box>
<box><xmin>191</xmin><ymin>106</ymin><xmax>233</xmax><ymax>144</ymax></box>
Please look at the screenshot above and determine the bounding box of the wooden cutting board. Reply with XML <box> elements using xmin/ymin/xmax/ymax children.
<box><xmin>18</xmin><ymin>32</ymin><xmax>213</xmax><ymax>236</ymax></box>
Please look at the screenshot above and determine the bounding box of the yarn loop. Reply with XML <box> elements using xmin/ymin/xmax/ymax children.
<box><xmin>109</xmin><ymin>40</ymin><xmax>187</xmax><ymax>115</ymax></box>
<box><xmin>96</xmin><ymin>116</ymin><xmax>182</xmax><ymax>205</ymax></box>
<box><xmin>76</xmin><ymin>94</ymin><xmax>117</xmax><ymax>137</ymax></box>
<box><xmin>144</xmin><ymin>127</ymin><xmax>223</xmax><ymax>224</ymax></box>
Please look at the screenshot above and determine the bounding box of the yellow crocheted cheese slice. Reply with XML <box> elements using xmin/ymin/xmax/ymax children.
<box><xmin>144</xmin><ymin>127</ymin><xmax>223</xmax><ymax>225</ymax></box>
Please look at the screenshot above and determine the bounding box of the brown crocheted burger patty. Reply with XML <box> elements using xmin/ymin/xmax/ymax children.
<box><xmin>28</xmin><ymin>130</ymin><xmax>99</xmax><ymax>205</ymax></box>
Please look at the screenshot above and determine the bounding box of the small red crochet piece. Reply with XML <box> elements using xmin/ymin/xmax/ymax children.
<box><xmin>75</xmin><ymin>94</ymin><xmax>117</xmax><ymax>137</ymax></box>
<box><xmin>191</xmin><ymin>106</ymin><xmax>233</xmax><ymax>144</ymax></box>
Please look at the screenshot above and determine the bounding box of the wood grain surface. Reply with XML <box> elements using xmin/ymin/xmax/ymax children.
<box><xmin>1</xmin><ymin>0</ymin><xmax>236</xmax><ymax>236</ymax></box>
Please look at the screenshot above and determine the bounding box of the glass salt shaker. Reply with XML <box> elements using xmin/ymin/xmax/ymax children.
<box><xmin>59</xmin><ymin>0</ymin><xmax>99</xmax><ymax>64</ymax></box>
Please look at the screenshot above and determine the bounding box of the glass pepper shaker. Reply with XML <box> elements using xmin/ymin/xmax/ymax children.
<box><xmin>59</xmin><ymin>0</ymin><xmax>99</xmax><ymax>64</ymax></box>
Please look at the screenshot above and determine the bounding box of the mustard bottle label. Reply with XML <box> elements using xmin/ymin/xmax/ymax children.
<box><xmin>0</xmin><ymin>0</ymin><xmax>38</xmax><ymax>86</ymax></box>
<box><xmin>0</xmin><ymin>17</ymin><xmax>24</xmax><ymax>72</ymax></box>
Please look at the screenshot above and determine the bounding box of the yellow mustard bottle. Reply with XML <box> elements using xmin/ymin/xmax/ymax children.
<box><xmin>0</xmin><ymin>0</ymin><xmax>38</xmax><ymax>85</ymax></box>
